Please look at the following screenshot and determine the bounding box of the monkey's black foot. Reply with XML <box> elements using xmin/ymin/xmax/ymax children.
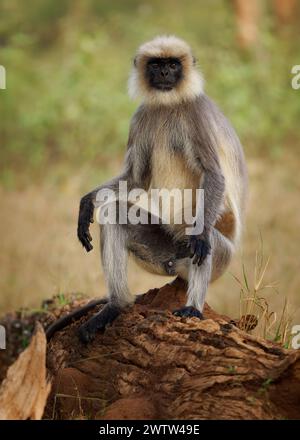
<box><xmin>173</xmin><ymin>306</ymin><xmax>203</xmax><ymax>319</ymax></box>
<box><xmin>78</xmin><ymin>304</ymin><xmax>121</xmax><ymax>343</ymax></box>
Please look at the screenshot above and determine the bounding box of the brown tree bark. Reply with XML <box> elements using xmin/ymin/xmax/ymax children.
<box><xmin>233</xmin><ymin>0</ymin><xmax>261</xmax><ymax>49</ymax></box>
<box><xmin>45</xmin><ymin>279</ymin><xmax>300</xmax><ymax>420</ymax></box>
<box><xmin>233</xmin><ymin>0</ymin><xmax>298</xmax><ymax>49</ymax></box>
<box><xmin>0</xmin><ymin>324</ymin><xmax>50</xmax><ymax>420</ymax></box>
<box><xmin>274</xmin><ymin>0</ymin><xmax>297</xmax><ymax>24</ymax></box>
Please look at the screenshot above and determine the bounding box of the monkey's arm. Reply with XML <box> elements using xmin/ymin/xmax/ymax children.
<box><xmin>77</xmin><ymin>170</ymin><xmax>133</xmax><ymax>252</ymax></box>
<box><xmin>78</xmin><ymin>144</ymin><xmax>137</xmax><ymax>252</ymax></box>
<box><xmin>190</xmin><ymin>165</ymin><xmax>225</xmax><ymax>265</ymax></box>
<box><xmin>189</xmin><ymin>101</ymin><xmax>225</xmax><ymax>265</ymax></box>
<box><xmin>78</xmin><ymin>134</ymin><xmax>151</xmax><ymax>252</ymax></box>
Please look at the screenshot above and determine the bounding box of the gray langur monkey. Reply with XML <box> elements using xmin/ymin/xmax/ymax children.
<box><xmin>46</xmin><ymin>36</ymin><xmax>247</xmax><ymax>343</ymax></box>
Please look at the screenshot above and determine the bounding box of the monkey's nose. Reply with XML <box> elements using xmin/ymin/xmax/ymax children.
<box><xmin>160</xmin><ymin>69</ymin><xmax>169</xmax><ymax>78</ymax></box>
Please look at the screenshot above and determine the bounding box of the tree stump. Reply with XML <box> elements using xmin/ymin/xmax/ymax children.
<box><xmin>45</xmin><ymin>278</ymin><xmax>300</xmax><ymax>420</ymax></box>
<box><xmin>45</xmin><ymin>281</ymin><xmax>300</xmax><ymax>420</ymax></box>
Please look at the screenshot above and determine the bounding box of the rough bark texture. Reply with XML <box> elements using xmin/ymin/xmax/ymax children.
<box><xmin>45</xmin><ymin>279</ymin><xmax>300</xmax><ymax>420</ymax></box>
<box><xmin>0</xmin><ymin>323</ymin><xmax>51</xmax><ymax>420</ymax></box>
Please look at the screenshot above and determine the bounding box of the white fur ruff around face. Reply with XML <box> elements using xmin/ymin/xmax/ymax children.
<box><xmin>128</xmin><ymin>35</ymin><xmax>204</xmax><ymax>106</ymax></box>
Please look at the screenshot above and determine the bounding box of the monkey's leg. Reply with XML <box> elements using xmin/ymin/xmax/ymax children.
<box><xmin>78</xmin><ymin>222</ymin><xmax>132</xmax><ymax>343</ymax></box>
<box><xmin>78</xmin><ymin>217</ymin><xmax>188</xmax><ymax>343</ymax></box>
<box><xmin>173</xmin><ymin>228</ymin><xmax>234</xmax><ymax>318</ymax></box>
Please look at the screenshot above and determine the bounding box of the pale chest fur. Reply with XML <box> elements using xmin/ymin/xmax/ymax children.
<box><xmin>149</xmin><ymin>142</ymin><xmax>201</xmax><ymax>228</ymax></box>
<box><xmin>150</xmin><ymin>143</ymin><xmax>199</xmax><ymax>192</ymax></box>
<box><xmin>148</xmin><ymin>110</ymin><xmax>201</xmax><ymax>192</ymax></box>
<box><xmin>133</xmin><ymin>108</ymin><xmax>202</xmax><ymax>228</ymax></box>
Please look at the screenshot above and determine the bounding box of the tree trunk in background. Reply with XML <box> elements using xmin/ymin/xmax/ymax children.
<box><xmin>274</xmin><ymin>0</ymin><xmax>297</xmax><ymax>24</ymax></box>
<box><xmin>45</xmin><ymin>278</ymin><xmax>300</xmax><ymax>420</ymax></box>
<box><xmin>233</xmin><ymin>0</ymin><xmax>298</xmax><ymax>49</ymax></box>
<box><xmin>233</xmin><ymin>0</ymin><xmax>261</xmax><ymax>49</ymax></box>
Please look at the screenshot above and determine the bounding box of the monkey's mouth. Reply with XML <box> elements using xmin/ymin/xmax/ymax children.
<box><xmin>154</xmin><ymin>83</ymin><xmax>174</xmax><ymax>91</ymax></box>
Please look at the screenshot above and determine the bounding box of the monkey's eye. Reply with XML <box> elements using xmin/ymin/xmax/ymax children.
<box><xmin>151</xmin><ymin>63</ymin><xmax>159</xmax><ymax>69</ymax></box>
<box><xmin>170</xmin><ymin>63</ymin><xmax>177</xmax><ymax>69</ymax></box>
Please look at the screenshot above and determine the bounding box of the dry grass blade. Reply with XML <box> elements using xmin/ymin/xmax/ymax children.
<box><xmin>232</xmin><ymin>237</ymin><xmax>294</xmax><ymax>347</ymax></box>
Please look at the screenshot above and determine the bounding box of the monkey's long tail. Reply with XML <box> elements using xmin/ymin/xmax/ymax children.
<box><xmin>45</xmin><ymin>298</ymin><xmax>107</xmax><ymax>341</ymax></box>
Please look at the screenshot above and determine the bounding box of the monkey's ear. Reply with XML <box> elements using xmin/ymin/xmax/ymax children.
<box><xmin>192</xmin><ymin>56</ymin><xmax>197</xmax><ymax>65</ymax></box>
<box><xmin>133</xmin><ymin>56</ymin><xmax>138</xmax><ymax>67</ymax></box>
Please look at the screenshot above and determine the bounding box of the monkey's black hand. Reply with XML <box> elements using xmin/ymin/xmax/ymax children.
<box><xmin>189</xmin><ymin>231</ymin><xmax>211</xmax><ymax>266</ymax></box>
<box><xmin>173</xmin><ymin>306</ymin><xmax>203</xmax><ymax>319</ymax></box>
<box><xmin>77</xmin><ymin>195</ymin><xmax>94</xmax><ymax>252</ymax></box>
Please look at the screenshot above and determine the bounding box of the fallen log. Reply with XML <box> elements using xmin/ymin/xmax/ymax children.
<box><xmin>45</xmin><ymin>278</ymin><xmax>300</xmax><ymax>420</ymax></box>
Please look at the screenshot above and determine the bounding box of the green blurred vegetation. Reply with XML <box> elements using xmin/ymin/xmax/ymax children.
<box><xmin>0</xmin><ymin>0</ymin><xmax>300</xmax><ymax>187</ymax></box>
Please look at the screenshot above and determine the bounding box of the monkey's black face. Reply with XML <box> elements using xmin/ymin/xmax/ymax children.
<box><xmin>146</xmin><ymin>57</ymin><xmax>183</xmax><ymax>91</ymax></box>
